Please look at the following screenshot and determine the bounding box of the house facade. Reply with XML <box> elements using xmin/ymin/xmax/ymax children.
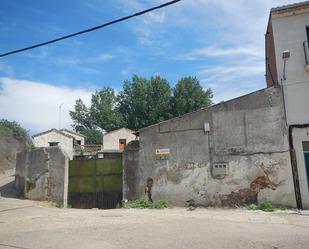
<box><xmin>33</xmin><ymin>128</ymin><xmax>85</xmax><ymax>160</ymax></box>
<box><xmin>102</xmin><ymin>128</ymin><xmax>136</xmax><ymax>152</ymax></box>
<box><xmin>266</xmin><ymin>2</ymin><xmax>309</xmax><ymax>208</ymax></box>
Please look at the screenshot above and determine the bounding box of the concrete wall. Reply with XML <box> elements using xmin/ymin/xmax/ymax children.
<box><xmin>15</xmin><ymin>147</ymin><xmax>69</xmax><ymax>206</ymax></box>
<box><xmin>123</xmin><ymin>140</ymin><xmax>140</xmax><ymax>200</ymax></box>
<box><xmin>33</xmin><ymin>131</ymin><xmax>74</xmax><ymax>159</ymax></box>
<box><xmin>271</xmin><ymin>8</ymin><xmax>309</xmax><ymax>125</ymax></box>
<box><xmin>124</xmin><ymin>87</ymin><xmax>296</xmax><ymax>207</ymax></box>
<box><xmin>103</xmin><ymin>128</ymin><xmax>136</xmax><ymax>151</ymax></box>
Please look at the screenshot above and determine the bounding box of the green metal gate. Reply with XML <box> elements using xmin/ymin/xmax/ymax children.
<box><xmin>68</xmin><ymin>158</ymin><xmax>122</xmax><ymax>209</ymax></box>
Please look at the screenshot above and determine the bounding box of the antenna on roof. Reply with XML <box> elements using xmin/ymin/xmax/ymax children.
<box><xmin>58</xmin><ymin>103</ymin><xmax>64</xmax><ymax>129</ymax></box>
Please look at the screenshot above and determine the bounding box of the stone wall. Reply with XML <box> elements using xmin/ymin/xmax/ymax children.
<box><xmin>15</xmin><ymin>147</ymin><xmax>69</xmax><ymax>206</ymax></box>
<box><xmin>123</xmin><ymin>140</ymin><xmax>140</xmax><ymax>200</ymax></box>
<box><xmin>123</xmin><ymin>87</ymin><xmax>297</xmax><ymax>207</ymax></box>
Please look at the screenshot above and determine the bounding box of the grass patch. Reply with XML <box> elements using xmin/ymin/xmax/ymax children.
<box><xmin>248</xmin><ymin>201</ymin><xmax>287</xmax><ymax>212</ymax></box>
<box><xmin>48</xmin><ymin>197</ymin><xmax>64</xmax><ymax>208</ymax></box>
<box><xmin>125</xmin><ymin>197</ymin><xmax>170</xmax><ymax>209</ymax></box>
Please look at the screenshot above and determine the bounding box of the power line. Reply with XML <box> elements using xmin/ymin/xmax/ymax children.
<box><xmin>0</xmin><ymin>0</ymin><xmax>181</xmax><ymax>58</ymax></box>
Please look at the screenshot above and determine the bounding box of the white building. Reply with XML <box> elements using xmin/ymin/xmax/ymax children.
<box><xmin>266</xmin><ymin>1</ymin><xmax>309</xmax><ymax>208</ymax></box>
<box><xmin>102</xmin><ymin>128</ymin><xmax>136</xmax><ymax>152</ymax></box>
<box><xmin>33</xmin><ymin>128</ymin><xmax>85</xmax><ymax>159</ymax></box>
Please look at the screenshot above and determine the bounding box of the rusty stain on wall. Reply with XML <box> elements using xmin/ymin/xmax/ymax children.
<box><xmin>222</xmin><ymin>163</ymin><xmax>285</xmax><ymax>206</ymax></box>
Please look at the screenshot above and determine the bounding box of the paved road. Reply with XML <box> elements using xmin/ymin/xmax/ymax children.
<box><xmin>0</xmin><ymin>197</ymin><xmax>309</xmax><ymax>249</ymax></box>
<box><xmin>1</xmin><ymin>170</ymin><xmax>309</xmax><ymax>249</ymax></box>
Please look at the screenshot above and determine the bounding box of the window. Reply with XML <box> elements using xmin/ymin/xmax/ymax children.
<box><xmin>76</xmin><ymin>140</ymin><xmax>81</xmax><ymax>145</ymax></box>
<box><xmin>49</xmin><ymin>142</ymin><xmax>59</xmax><ymax>147</ymax></box>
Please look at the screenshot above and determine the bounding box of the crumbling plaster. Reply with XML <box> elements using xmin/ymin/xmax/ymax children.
<box><xmin>124</xmin><ymin>87</ymin><xmax>296</xmax><ymax>207</ymax></box>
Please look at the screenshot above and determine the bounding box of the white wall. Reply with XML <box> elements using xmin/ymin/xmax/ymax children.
<box><xmin>61</xmin><ymin>130</ymin><xmax>85</xmax><ymax>146</ymax></box>
<box><xmin>272</xmin><ymin>9</ymin><xmax>309</xmax><ymax>125</ymax></box>
<box><xmin>103</xmin><ymin>128</ymin><xmax>136</xmax><ymax>151</ymax></box>
<box><xmin>33</xmin><ymin>131</ymin><xmax>74</xmax><ymax>159</ymax></box>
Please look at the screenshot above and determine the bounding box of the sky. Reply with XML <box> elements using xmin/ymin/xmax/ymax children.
<box><xmin>0</xmin><ymin>0</ymin><xmax>298</xmax><ymax>134</ymax></box>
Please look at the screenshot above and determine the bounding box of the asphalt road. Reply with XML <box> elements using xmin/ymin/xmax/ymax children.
<box><xmin>1</xmin><ymin>170</ymin><xmax>309</xmax><ymax>249</ymax></box>
<box><xmin>1</xmin><ymin>197</ymin><xmax>309</xmax><ymax>249</ymax></box>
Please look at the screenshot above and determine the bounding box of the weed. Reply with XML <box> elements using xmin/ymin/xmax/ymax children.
<box><xmin>48</xmin><ymin>197</ymin><xmax>64</xmax><ymax>208</ymax></box>
<box><xmin>153</xmin><ymin>199</ymin><xmax>169</xmax><ymax>209</ymax></box>
<box><xmin>26</xmin><ymin>178</ymin><xmax>36</xmax><ymax>192</ymax></box>
<box><xmin>248</xmin><ymin>201</ymin><xmax>288</xmax><ymax>212</ymax></box>
<box><xmin>125</xmin><ymin>197</ymin><xmax>170</xmax><ymax>209</ymax></box>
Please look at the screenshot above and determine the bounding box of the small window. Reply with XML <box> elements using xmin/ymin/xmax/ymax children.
<box><xmin>49</xmin><ymin>142</ymin><xmax>59</xmax><ymax>147</ymax></box>
<box><xmin>76</xmin><ymin>140</ymin><xmax>81</xmax><ymax>145</ymax></box>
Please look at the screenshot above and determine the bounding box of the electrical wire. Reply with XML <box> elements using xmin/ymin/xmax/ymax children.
<box><xmin>0</xmin><ymin>0</ymin><xmax>181</xmax><ymax>58</ymax></box>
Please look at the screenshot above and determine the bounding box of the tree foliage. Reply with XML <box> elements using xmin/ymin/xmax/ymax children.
<box><xmin>172</xmin><ymin>77</ymin><xmax>213</xmax><ymax>116</ymax></box>
<box><xmin>69</xmin><ymin>99</ymin><xmax>92</xmax><ymax>131</ymax></box>
<box><xmin>0</xmin><ymin>119</ymin><xmax>29</xmax><ymax>140</ymax></box>
<box><xmin>80</xmin><ymin>129</ymin><xmax>103</xmax><ymax>145</ymax></box>
<box><xmin>70</xmin><ymin>75</ymin><xmax>213</xmax><ymax>137</ymax></box>
<box><xmin>118</xmin><ymin>76</ymin><xmax>149</xmax><ymax>131</ymax></box>
<box><xmin>90</xmin><ymin>87</ymin><xmax>125</xmax><ymax>132</ymax></box>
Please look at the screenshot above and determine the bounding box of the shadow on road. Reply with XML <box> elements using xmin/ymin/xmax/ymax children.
<box><xmin>0</xmin><ymin>180</ymin><xmax>19</xmax><ymax>198</ymax></box>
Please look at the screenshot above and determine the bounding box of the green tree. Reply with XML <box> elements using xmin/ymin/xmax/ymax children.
<box><xmin>80</xmin><ymin>128</ymin><xmax>103</xmax><ymax>145</ymax></box>
<box><xmin>69</xmin><ymin>99</ymin><xmax>92</xmax><ymax>131</ymax></box>
<box><xmin>118</xmin><ymin>76</ymin><xmax>149</xmax><ymax>130</ymax></box>
<box><xmin>0</xmin><ymin>119</ymin><xmax>29</xmax><ymax>140</ymax></box>
<box><xmin>172</xmin><ymin>76</ymin><xmax>213</xmax><ymax>116</ymax></box>
<box><xmin>147</xmin><ymin>76</ymin><xmax>172</xmax><ymax>124</ymax></box>
<box><xmin>118</xmin><ymin>75</ymin><xmax>173</xmax><ymax>130</ymax></box>
<box><xmin>90</xmin><ymin>87</ymin><xmax>125</xmax><ymax>132</ymax></box>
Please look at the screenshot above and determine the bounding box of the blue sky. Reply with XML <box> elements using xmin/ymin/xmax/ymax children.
<box><xmin>0</xmin><ymin>0</ymin><xmax>297</xmax><ymax>133</ymax></box>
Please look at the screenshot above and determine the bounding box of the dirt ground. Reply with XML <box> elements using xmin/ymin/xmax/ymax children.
<box><xmin>1</xmin><ymin>170</ymin><xmax>309</xmax><ymax>249</ymax></box>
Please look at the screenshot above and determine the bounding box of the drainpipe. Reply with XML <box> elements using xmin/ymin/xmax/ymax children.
<box><xmin>288</xmin><ymin>124</ymin><xmax>309</xmax><ymax>209</ymax></box>
<box><xmin>289</xmin><ymin>124</ymin><xmax>309</xmax><ymax>209</ymax></box>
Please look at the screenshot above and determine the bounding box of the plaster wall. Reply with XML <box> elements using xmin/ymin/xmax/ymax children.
<box><xmin>33</xmin><ymin>131</ymin><xmax>74</xmax><ymax>159</ymax></box>
<box><xmin>15</xmin><ymin>147</ymin><xmax>69</xmax><ymax>205</ymax></box>
<box><xmin>103</xmin><ymin>128</ymin><xmax>136</xmax><ymax>151</ymax></box>
<box><xmin>271</xmin><ymin>10</ymin><xmax>309</xmax><ymax>125</ymax></box>
<box><xmin>61</xmin><ymin>130</ymin><xmax>85</xmax><ymax>146</ymax></box>
<box><xmin>124</xmin><ymin>88</ymin><xmax>296</xmax><ymax>207</ymax></box>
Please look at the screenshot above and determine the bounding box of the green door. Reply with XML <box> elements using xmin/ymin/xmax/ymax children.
<box><xmin>68</xmin><ymin>158</ymin><xmax>122</xmax><ymax>209</ymax></box>
<box><xmin>304</xmin><ymin>152</ymin><xmax>309</xmax><ymax>190</ymax></box>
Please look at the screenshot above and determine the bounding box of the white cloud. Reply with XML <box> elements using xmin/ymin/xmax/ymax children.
<box><xmin>0</xmin><ymin>77</ymin><xmax>93</xmax><ymax>134</ymax></box>
<box><xmin>176</xmin><ymin>46</ymin><xmax>264</xmax><ymax>61</ymax></box>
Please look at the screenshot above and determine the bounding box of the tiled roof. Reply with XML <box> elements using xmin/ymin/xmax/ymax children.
<box><xmin>271</xmin><ymin>1</ymin><xmax>309</xmax><ymax>12</ymax></box>
<box><xmin>60</xmin><ymin>128</ymin><xmax>86</xmax><ymax>137</ymax></box>
<box><xmin>32</xmin><ymin>128</ymin><xmax>74</xmax><ymax>139</ymax></box>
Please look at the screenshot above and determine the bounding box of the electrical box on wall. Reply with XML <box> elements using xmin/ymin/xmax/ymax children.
<box><xmin>204</xmin><ymin>122</ymin><xmax>210</xmax><ymax>132</ymax></box>
<box><xmin>211</xmin><ymin>163</ymin><xmax>228</xmax><ymax>179</ymax></box>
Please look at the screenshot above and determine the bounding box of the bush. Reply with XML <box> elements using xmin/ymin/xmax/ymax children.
<box><xmin>125</xmin><ymin>197</ymin><xmax>170</xmax><ymax>209</ymax></box>
<box><xmin>153</xmin><ymin>199</ymin><xmax>169</xmax><ymax>209</ymax></box>
<box><xmin>0</xmin><ymin>119</ymin><xmax>29</xmax><ymax>140</ymax></box>
<box><xmin>248</xmin><ymin>201</ymin><xmax>287</xmax><ymax>212</ymax></box>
